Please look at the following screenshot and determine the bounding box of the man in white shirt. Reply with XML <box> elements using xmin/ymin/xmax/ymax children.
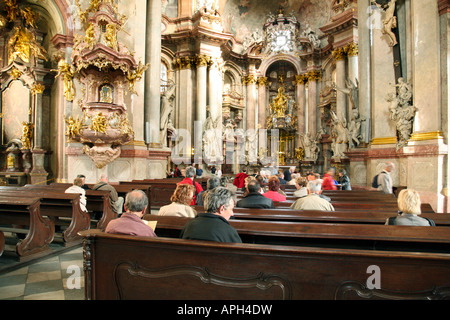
<box><xmin>378</xmin><ymin>161</ymin><xmax>395</xmax><ymax>194</ymax></box>
<box><xmin>289</xmin><ymin>180</ymin><xmax>335</xmax><ymax>211</ymax></box>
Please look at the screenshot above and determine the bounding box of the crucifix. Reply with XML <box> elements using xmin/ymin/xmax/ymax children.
<box><xmin>372</xmin><ymin>0</ymin><xmax>402</xmax><ymax>84</ymax></box>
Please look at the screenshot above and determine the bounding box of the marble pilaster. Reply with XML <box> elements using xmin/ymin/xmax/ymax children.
<box><xmin>144</xmin><ymin>0</ymin><xmax>162</xmax><ymax>146</ymax></box>
<box><xmin>244</xmin><ymin>74</ymin><xmax>257</xmax><ymax>131</ymax></box>
<box><xmin>257</xmin><ymin>77</ymin><xmax>268</xmax><ymax>129</ymax></box>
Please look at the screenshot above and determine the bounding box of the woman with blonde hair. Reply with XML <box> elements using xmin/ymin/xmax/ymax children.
<box><xmin>385</xmin><ymin>189</ymin><xmax>435</xmax><ymax>226</ymax></box>
<box><xmin>158</xmin><ymin>184</ymin><xmax>197</xmax><ymax>218</ymax></box>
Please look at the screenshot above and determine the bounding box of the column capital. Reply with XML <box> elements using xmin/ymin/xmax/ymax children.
<box><xmin>257</xmin><ymin>76</ymin><xmax>268</xmax><ymax>86</ymax></box>
<box><xmin>243</xmin><ymin>74</ymin><xmax>257</xmax><ymax>85</ymax></box>
<box><xmin>294</xmin><ymin>74</ymin><xmax>308</xmax><ymax>85</ymax></box>
<box><xmin>332</xmin><ymin>47</ymin><xmax>347</xmax><ymax>60</ymax></box>
<box><xmin>195</xmin><ymin>54</ymin><xmax>211</xmax><ymax>67</ymax></box>
<box><xmin>345</xmin><ymin>42</ymin><xmax>359</xmax><ymax>56</ymax></box>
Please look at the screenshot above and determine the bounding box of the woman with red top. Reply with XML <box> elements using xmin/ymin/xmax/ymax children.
<box><xmin>322</xmin><ymin>168</ymin><xmax>338</xmax><ymax>190</ymax></box>
<box><xmin>263</xmin><ymin>176</ymin><xmax>287</xmax><ymax>202</ymax></box>
<box><xmin>178</xmin><ymin>166</ymin><xmax>203</xmax><ymax>205</ymax></box>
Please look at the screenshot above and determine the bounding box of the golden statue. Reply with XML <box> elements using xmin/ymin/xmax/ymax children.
<box><xmin>20</xmin><ymin>121</ymin><xmax>34</xmax><ymax>149</ymax></box>
<box><xmin>20</xmin><ymin>7</ymin><xmax>39</xmax><ymax>29</ymax></box>
<box><xmin>54</xmin><ymin>59</ymin><xmax>76</xmax><ymax>101</ymax></box>
<box><xmin>64</xmin><ymin>115</ymin><xmax>84</xmax><ymax>139</ymax></box>
<box><xmin>85</xmin><ymin>22</ymin><xmax>97</xmax><ymax>49</ymax></box>
<box><xmin>126</xmin><ymin>61</ymin><xmax>150</xmax><ymax>95</ymax></box>
<box><xmin>5</xmin><ymin>0</ymin><xmax>19</xmax><ymax>22</ymax></box>
<box><xmin>8</xmin><ymin>26</ymin><xmax>47</xmax><ymax>64</ymax></box>
<box><xmin>105</xmin><ymin>23</ymin><xmax>118</xmax><ymax>51</ymax></box>
<box><xmin>90</xmin><ymin>112</ymin><xmax>108</xmax><ymax>134</ymax></box>
<box><xmin>271</xmin><ymin>86</ymin><xmax>288</xmax><ymax>117</ymax></box>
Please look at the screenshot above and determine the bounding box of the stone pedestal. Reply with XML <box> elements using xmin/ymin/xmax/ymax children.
<box><xmin>30</xmin><ymin>148</ymin><xmax>48</xmax><ymax>185</ymax></box>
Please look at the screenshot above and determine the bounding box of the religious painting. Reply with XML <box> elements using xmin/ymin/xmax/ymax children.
<box><xmin>1</xmin><ymin>80</ymin><xmax>31</xmax><ymax>145</ymax></box>
<box><xmin>99</xmin><ymin>84</ymin><xmax>114</xmax><ymax>104</ymax></box>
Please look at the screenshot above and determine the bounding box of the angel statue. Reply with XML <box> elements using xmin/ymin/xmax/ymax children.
<box><xmin>54</xmin><ymin>58</ymin><xmax>77</xmax><ymax>102</ymax></box>
<box><xmin>330</xmin><ymin>110</ymin><xmax>350</xmax><ymax>161</ymax></box>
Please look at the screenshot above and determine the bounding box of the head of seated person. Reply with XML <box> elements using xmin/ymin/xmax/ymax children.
<box><xmin>307</xmin><ymin>180</ymin><xmax>323</xmax><ymax>194</ymax></box>
<box><xmin>268</xmin><ymin>176</ymin><xmax>281</xmax><ymax>191</ymax></box>
<box><xmin>171</xmin><ymin>183</ymin><xmax>195</xmax><ymax>205</ymax></box>
<box><xmin>246</xmin><ymin>180</ymin><xmax>261</xmax><ymax>194</ymax></box>
<box><xmin>397</xmin><ymin>189</ymin><xmax>421</xmax><ymax>215</ymax></box>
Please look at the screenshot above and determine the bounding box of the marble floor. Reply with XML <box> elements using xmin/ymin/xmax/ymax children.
<box><xmin>0</xmin><ymin>245</ymin><xmax>84</xmax><ymax>300</ymax></box>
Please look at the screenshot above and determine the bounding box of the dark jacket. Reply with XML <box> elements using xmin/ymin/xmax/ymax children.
<box><xmin>180</xmin><ymin>212</ymin><xmax>242</xmax><ymax>243</ymax></box>
<box><xmin>236</xmin><ymin>192</ymin><xmax>275</xmax><ymax>209</ymax></box>
<box><xmin>339</xmin><ymin>174</ymin><xmax>352</xmax><ymax>190</ymax></box>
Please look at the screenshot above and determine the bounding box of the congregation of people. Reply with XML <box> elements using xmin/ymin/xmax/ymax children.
<box><xmin>92</xmin><ymin>160</ymin><xmax>434</xmax><ymax>243</ymax></box>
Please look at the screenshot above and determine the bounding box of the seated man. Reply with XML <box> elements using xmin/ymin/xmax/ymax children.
<box><xmin>236</xmin><ymin>180</ymin><xmax>275</xmax><ymax>209</ymax></box>
<box><xmin>180</xmin><ymin>187</ymin><xmax>242</xmax><ymax>243</ymax></box>
<box><xmin>106</xmin><ymin>190</ymin><xmax>156</xmax><ymax>237</ymax></box>
<box><xmin>92</xmin><ymin>174</ymin><xmax>124</xmax><ymax>215</ymax></box>
<box><xmin>196</xmin><ymin>176</ymin><xmax>220</xmax><ymax>206</ymax></box>
<box><xmin>290</xmin><ymin>180</ymin><xmax>335</xmax><ymax>211</ymax></box>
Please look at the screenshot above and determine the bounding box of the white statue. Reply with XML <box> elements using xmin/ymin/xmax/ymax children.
<box><xmin>330</xmin><ymin>110</ymin><xmax>350</xmax><ymax>160</ymax></box>
<box><xmin>246</xmin><ymin>128</ymin><xmax>259</xmax><ymax>164</ymax></box>
<box><xmin>300</xmin><ymin>132</ymin><xmax>319</xmax><ymax>162</ymax></box>
<box><xmin>375</xmin><ymin>0</ymin><xmax>398</xmax><ymax>47</ymax></box>
<box><xmin>203</xmin><ymin>116</ymin><xmax>222</xmax><ymax>164</ymax></box>
<box><xmin>334</xmin><ymin>78</ymin><xmax>359</xmax><ymax>111</ymax></box>
<box><xmin>387</xmin><ymin>78</ymin><xmax>416</xmax><ymax>150</ymax></box>
<box><xmin>160</xmin><ymin>80</ymin><xmax>176</xmax><ymax>147</ymax></box>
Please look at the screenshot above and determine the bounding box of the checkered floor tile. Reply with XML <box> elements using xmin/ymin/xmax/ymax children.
<box><xmin>0</xmin><ymin>246</ymin><xmax>84</xmax><ymax>300</ymax></box>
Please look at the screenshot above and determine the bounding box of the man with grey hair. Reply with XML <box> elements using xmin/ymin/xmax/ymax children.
<box><xmin>378</xmin><ymin>161</ymin><xmax>395</xmax><ymax>194</ymax></box>
<box><xmin>289</xmin><ymin>180</ymin><xmax>335</xmax><ymax>211</ymax></box>
<box><xmin>93</xmin><ymin>174</ymin><xmax>124</xmax><ymax>215</ymax></box>
<box><xmin>178</xmin><ymin>165</ymin><xmax>203</xmax><ymax>205</ymax></box>
<box><xmin>105</xmin><ymin>190</ymin><xmax>156</xmax><ymax>237</ymax></box>
<box><xmin>196</xmin><ymin>176</ymin><xmax>220</xmax><ymax>206</ymax></box>
<box><xmin>180</xmin><ymin>187</ymin><xmax>242</xmax><ymax>243</ymax></box>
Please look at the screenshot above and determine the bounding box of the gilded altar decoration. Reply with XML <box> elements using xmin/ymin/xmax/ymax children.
<box><xmin>20</xmin><ymin>121</ymin><xmax>34</xmax><ymax>150</ymax></box>
<box><xmin>266</xmin><ymin>84</ymin><xmax>297</xmax><ymax>131</ymax></box>
<box><xmin>58</xmin><ymin>0</ymin><xmax>146</xmax><ymax>168</ymax></box>
<box><xmin>54</xmin><ymin>59</ymin><xmax>76</xmax><ymax>102</ymax></box>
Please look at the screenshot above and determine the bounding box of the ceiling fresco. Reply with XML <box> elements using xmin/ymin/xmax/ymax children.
<box><xmin>223</xmin><ymin>0</ymin><xmax>333</xmax><ymax>43</ymax></box>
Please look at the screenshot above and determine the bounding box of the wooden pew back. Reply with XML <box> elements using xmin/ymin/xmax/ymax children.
<box><xmin>80</xmin><ymin>230</ymin><xmax>450</xmax><ymax>300</ymax></box>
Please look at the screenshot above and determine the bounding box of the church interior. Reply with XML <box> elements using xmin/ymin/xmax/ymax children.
<box><xmin>0</xmin><ymin>0</ymin><xmax>450</xmax><ymax>301</ymax></box>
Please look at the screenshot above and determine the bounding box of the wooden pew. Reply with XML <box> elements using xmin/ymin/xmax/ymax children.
<box><xmin>0</xmin><ymin>196</ymin><xmax>54</xmax><ymax>261</ymax></box>
<box><xmin>189</xmin><ymin>206</ymin><xmax>450</xmax><ymax>226</ymax></box>
<box><xmin>27</xmin><ymin>184</ymin><xmax>116</xmax><ymax>230</ymax></box>
<box><xmin>0</xmin><ymin>230</ymin><xmax>4</xmax><ymax>257</ymax></box>
<box><xmin>272</xmin><ymin>199</ymin><xmax>435</xmax><ymax>213</ymax></box>
<box><xmin>0</xmin><ymin>187</ymin><xmax>90</xmax><ymax>245</ymax></box>
<box><xmin>80</xmin><ymin>230</ymin><xmax>450</xmax><ymax>300</ymax></box>
<box><xmin>48</xmin><ymin>182</ymin><xmax>152</xmax><ymax>214</ymax></box>
<box><xmin>144</xmin><ymin>215</ymin><xmax>450</xmax><ymax>253</ymax></box>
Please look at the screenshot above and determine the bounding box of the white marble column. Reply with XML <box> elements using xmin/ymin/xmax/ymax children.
<box><xmin>196</xmin><ymin>55</ymin><xmax>209</xmax><ymax>126</ymax></box>
<box><xmin>257</xmin><ymin>77</ymin><xmax>268</xmax><ymax>129</ymax></box>
<box><xmin>411</xmin><ymin>0</ymin><xmax>440</xmax><ymax>134</ymax></box>
<box><xmin>144</xmin><ymin>0</ymin><xmax>162</xmax><ymax>147</ymax></box>
<box><xmin>357</xmin><ymin>0</ymin><xmax>371</xmax><ymax>143</ymax></box>
<box><xmin>245</xmin><ymin>74</ymin><xmax>257</xmax><ymax>131</ymax></box>
<box><xmin>334</xmin><ymin>50</ymin><xmax>347</xmax><ymax>120</ymax></box>
<box><xmin>307</xmin><ymin>73</ymin><xmax>318</xmax><ymax>136</ymax></box>
<box><xmin>295</xmin><ymin>75</ymin><xmax>307</xmax><ymax>136</ymax></box>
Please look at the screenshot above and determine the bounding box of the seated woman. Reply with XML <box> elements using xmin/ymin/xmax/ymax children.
<box><xmin>385</xmin><ymin>189</ymin><xmax>435</xmax><ymax>226</ymax></box>
<box><xmin>293</xmin><ymin>176</ymin><xmax>308</xmax><ymax>198</ymax></box>
<box><xmin>263</xmin><ymin>176</ymin><xmax>287</xmax><ymax>202</ymax></box>
<box><xmin>158</xmin><ymin>184</ymin><xmax>197</xmax><ymax>218</ymax></box>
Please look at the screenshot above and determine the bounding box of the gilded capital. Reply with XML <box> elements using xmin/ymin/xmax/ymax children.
<box><xmin>307</xmin><ymin>70</ymin><xmax>322</xmax><ymax>82</ymax></box>
<box><xmin>332</xmin><ymin>47</ymin><xmax>346</xmax><ymax>61</ymax></box>
<box><xmin>31</xmin><ymin>83</ymin><xmax>45</xmax><ymax>95</ymax></box>
<box><xmin>346</xmin><ymin>42</ymin><xmax>358</xmax><ymax>56</ymax></box>
<box><xmin>294</xmin><ymin>74</ymin><xmax>308</xmax><ymax>85</ymax></box>
<box><xmin>196</xmin><ymin>54</ymin><xmax>211</xmax><ymax>67</ymax></box>
<box><xmin>257</xmin><ymin>76</ymin><xmax>268</xmax><ymax>86</ymax></box>
<box><xmin>243</xmin><ymin>74</ymin><xmax>257</xmax><ymax>85</ymax></box>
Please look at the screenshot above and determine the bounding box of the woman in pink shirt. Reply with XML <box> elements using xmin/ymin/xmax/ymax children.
<box><xmin>263</xmin><ymin>176</ymin><xmax>287</xmax><ymax>202</ymax></box>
